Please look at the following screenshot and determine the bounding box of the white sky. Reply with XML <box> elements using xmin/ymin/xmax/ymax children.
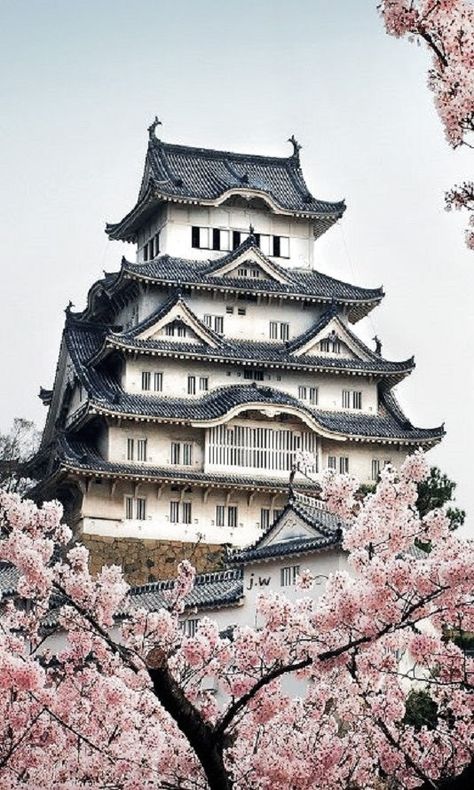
<box><xmin>0</xmin><ymin>0</ymin><xmax>472</xmax><ymax>535</ymax></box>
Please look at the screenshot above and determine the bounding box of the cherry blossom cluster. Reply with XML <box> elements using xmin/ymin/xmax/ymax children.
<box><xmin>379</xmin><ymin>1</ymin><xmax>474</xmax><ymax>249</ymax></box>
<box><xmin>0</xmin><ymin>452</ymin><xmax>473</xmax><ymax>789</ymax></box>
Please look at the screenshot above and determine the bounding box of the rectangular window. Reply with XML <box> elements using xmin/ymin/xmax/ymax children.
<box><xmin>273</xmin><ymin>508</ymin><xmax>283</xmax><ymax>522</ymax></box>
<box><xmin>273</xmin><ymin>235</ymin><xmax>281</xmax><ymax>258</ymax></box>
<box><xmin>126</xmin><ymin>438</ymin><xmax>134</xmax><ymax>461</ymax></box>
<box><xmin>371</xmin><ymin>459</ymin><xmax>381</xmax><ymax>481</ymax></box>
<box><xmin>279</xmin><ymin>322</ymin><xmax>289</xmax><ymax>341</ymax></box>
<box><xmin>226</xmin><ymin>305</ymin><xmax>234</xmax><ymax>314</ymax></box>
<box><xmin>187</xmin><ymin>376</ymin><xmax>196</xmax><ymax>395</ymax></box>
<box><xmin>177</xmin><ymin>324</ymin><xmax>187</xmax><ymax>337</ymax></box>
<box><xmin>182</xmin><ymin>443</ymin><xmax>193</xmax><ymax>466</ymax></box>
<box><xmin>191</xmin><ymin>226</ymin><xmax>200</xmax><ymax>248</ymax></box>
<box><xmin>269</xmin><ymin>321</ymin><xmax>278</xmax><ymax>340</ymax></box>
<box><xmin>216</xmin><ymin>505</ymin><xmax>225</xmax><ymax>527</ymax></box>
<box><xmin>237</xmin><ymin>267</ymin><xmax>248</xmax><ymax>278</ymax></box>
<box><xmin>220</xmin><ymin>230</ymin><xmax>230</xmax><ymax>251</ymax></box>
<box><xmin>214</xmin><ymin>316</ymin><xmax>224</xmax><ymax>334</ymax></box>
<box><xmin>342</xmin><ymin>390</ymin><xmax>351</xmax><ymax>409</ymax></box>
<box><xmin>309</xmin><ymin>387</ymin><xmax>318</xmax><ymax>405</ymax></box>
<box><xmin>170</xmin><ymin>442</ymin><xmax>180</xmax><ymax>465</ymax></box>
<box><xmin>125</xmin><ymin>496</ymin><xmax>134</xmax><ymax>519</ymax></box>
<box><xmin>328</xmin><ymin>456</ymin><xmax>337</xmax><ymax>470</ymax></box>
<box><xmin>199</xmin><ymin>377</ymin><xmax>209</xmax><ymax>391</ymax></box>
<box><xmin>212</xmin><ymin>228</ymin><xmax>220</xmax><ymax>251</ymax></box>
<box><xmin>182</xmin><ymin>502</ymin><xmax>192</xmax><ymax>524</ymax></box>
<box><xmin>298</xmin><ymin>386</ymin><xmax>307</xmax><ymax>400</ymax></box>
<box><xmin>199</xmin><ymin>227</ymin><xmax>209</xmax><ymax>249</ymax></box>
<box><xmin>165</xmin><ymin>324</ymin><xmax>175</xmax><ymax>336</ymax></box>
<box><xmin>243</xmin><ymin>369</ymin><xmax>264</xmax><ymax>381</ymax></box>
<box><xmin>227</xmin><ymin>505</ymin><xmax>238</xmax><ymax>528</ymax></box>
<box><xmin>232</xmin><ymin>231</ymin><xmax>241</xmax><ymax>250</ymax></box>
<box><xmin>260</xmin><ymin>508</ymin><xmax>270</xmax><ymax>530</ymax></box>
<box><xmin>154</xmin><ymin>372</ymin><xmax>163</xmax><ymax>392</ymax></box>
<box><xmin>203</xmin><ymin>314</ymin><xmax>212</xmax><ymax>327</ymax></box>
<box><xmin>136</xmin><ymin>497</ymin><xmax>146</xmax><ymax>520</ymax></box>
<box><xmin>141</xmin><ymin>371</ymin><xmax>151</xmax><ymax>391</ymax></box>
<box><xmin>182</xmin><ymin>618</ymin><xmax>200</xmax><ymax>637</ymax></box>
<box><xmin>170</xmin><ymin>501</ymin><xmax>180</xmax><ymax>523</ymax></box>
<box><xmin>279</xmin><ymin>236</ymin><xmax>290</xmax><ymax>258</ymax></box>
<box><xmin>352</xmin><ymin>391</ymin><xmax>362</xmax><ymax>410</ymax></box>
<box><xmin>280</xmin><ymin>564</ymin><xmax>300</xmax><ymax>587</ymax></box>
<box><xmin>137</xmin><ymin>439</ymin><xmax>147</xmax><ymax>462</ymax></box>
<box><xmin>237</xmin><ymin>307</ymin><xmax>246</xmax><ymax>316</ymax></box>
<box><xmin>339</xmin><ymin>457</ymin><xmax>349</xmax><ymax>474</ymax></box>
<box><xmin>258</xmin><ymin>234</ymin><xmax>271</xmax><ymax>255</ymax></box>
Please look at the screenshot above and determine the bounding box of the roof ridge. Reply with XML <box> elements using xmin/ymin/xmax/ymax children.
<box><xmin>154</xmin><ymin>138</ymin><xmax>292</xmax><ymax>165</ymax></box>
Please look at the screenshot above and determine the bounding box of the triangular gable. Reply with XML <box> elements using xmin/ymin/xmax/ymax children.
<box><xmin>257</xmin><ymin>506</ymin><xmax>326</xmax><ymax>549</ymax></box>
<box><xmin>135</xmin><ymin>300</ymin><xmax>220</xmax><ymax>347</ymax></box>
<box><xmin>291</xmin><ymin>315</ymin><xmax>371</xmax><ymax>360</ymax></box>
<box><xmin>207</xmin><ymin>246</ymin><xmax>292</xmax><ymax>285</ymax></box>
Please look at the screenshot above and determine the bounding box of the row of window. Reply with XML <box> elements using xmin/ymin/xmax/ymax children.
<box><xmin>123</xmin><ymin>444</ymin><xmax>389</xmax><ymax>480</ymax></box>
<box><xmin>191</xmin><ymin>226</ymin><xmax>290</xmax><ymax>258</ymax></box>
<box><xmin>124</xmin><ymin>499</ymin><xmax>283</xmax><ymax>528</ymax></box>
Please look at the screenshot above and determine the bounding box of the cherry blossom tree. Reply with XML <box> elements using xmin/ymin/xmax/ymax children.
<box><xmin>0</xmin><ymin>452</ymin><xmax>473</xmax><ymax>789</ymax></box>
<box><xmin>379</xmin><ymin>1</ymin><xmax>474</xmax><ymax>247</ymax></box>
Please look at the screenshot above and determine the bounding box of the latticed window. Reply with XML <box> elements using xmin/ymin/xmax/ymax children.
<box><xmin>280</xmin><ymin>565</ymin><xmax>300</xmax><ymax>587</ymax></box>
<box><xmin>327</xmin><ymin>456</ymin><xmax>337</xmax><ymax>470</ymax></box>
<box><xmin>141</xmin><ymin>371</ymin><xmax>151</xmax><ymax>391</ymax></box>
<box><xmin>207</xmin><ymin>425</ymin><xmax>318</xmax><ymax>472</ymax></box>
<box><xmin>137</xmin><ymin>439</ymin><xmax>147</xmax><ymax>462</ymax></box>
<box><xmin>182</xmin><ymin>502</ymin><xmax>192</xmax><ymax>524</ymax></box>
<box><xmin>372</xmin><ymin>459</ymin><xmax>381</xmax><ymax>481</ymax></box>
<box><xmin>182</xmin><ymin>618</ymin><xmax>200</xmax><ymax>637</ymax></box>
<box><xmin>342</xmin><ymin>389</ymin><xmax>362</xmax><ymax>410</ymax></box>
<box><xmin>154</xmin><ymin>372</ymin><xmax>163</xmax><ymax>392</ymax></box>
<box><xmin>339</xmin><ymin>457</ymin><xmax>349</xmax><ymax>474</ymax></box>
<box><xmin>216</xmin><ymin>505</ymin><xmax>238</xmax><ymax>527</ymax></box>
<box><xmin>309</xmin><ymin>387</ymin><xmax>318</xmax><ymax>405</ymax></box>
<box><xmin>136</xmin><ymin>498</ymin><xmax>146</xmax><ymax>519</ymax></box>
<box><xmin>298</xmin><ymin>386</ymin><xmax>307</xmax><ymax>400</ymax></box>
<box><xmin>126</xmin><ymin>438</ymin><xmax>134</xmax><ymax>461</ymax></box>
<box><xmin>187</xmin><ymin>376</ymin><xmax>196</xmax><ymax>395</ymax></box>
<box><xmin>170</xmin><ymin>501</ymin><xmax>180</xmax><ymax>523</ymax></box>
<box><xmin>199</xmin><ymin>377</ymin><xmax>209</xmax><ymax>391</ymax></box>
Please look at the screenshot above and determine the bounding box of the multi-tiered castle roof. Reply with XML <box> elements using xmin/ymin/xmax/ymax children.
<box><xmin>32</xmin><ymin>125</ymin><xmax>444</xmax><ymax>573</ymax></box>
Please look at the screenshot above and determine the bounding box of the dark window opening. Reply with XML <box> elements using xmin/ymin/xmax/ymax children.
<box><xmin>232</xmin><ymin>231</ymin><xmax>241</xmax><ymax>250</ymax></box>
<box><xmin>191</xmin><ymin>226</ymin><xmax>200</xmax><ymax>248</ymax></box>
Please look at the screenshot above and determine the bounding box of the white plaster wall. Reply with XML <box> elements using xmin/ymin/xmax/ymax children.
<box><xmin>123</xmin><ymin>355</ymin><xmax>378</xmax><ymax>413</ymax></box>
<box><xmin>142</xmin><ymin>203</ymin><xmax>315</xmax><ymax>268</ymax></box>
<box><xmin>184</xmin><ymin>290</ymin><xmax>320</xmax><ymax>342</ymax></box>
<box><xmin>80</xmin><ymin>480</ymin><xmax>288</xmax><ymax>546</ymax></box>
<box><xmin>322</xmin><ymin>439</ymin><xmax>407</xmax><ymax>481</ymax></box>
<box><xmin>108</xmin><ymin>422</ymin><xmax>205</xmax><ymax>470</ymax></box>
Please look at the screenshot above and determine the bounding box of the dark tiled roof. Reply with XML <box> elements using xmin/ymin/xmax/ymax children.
<box><xmin>129</xmin><ymin>568</ymin><xmax>243</xmax><ymax>612</ymax></box>
<box><xmin>231</xmin><ymin>493</ymin><xmax>343</xmax><ymax>563</ymax></box>
<box><xmin>106</xmin><ymin>138</ymin><xmax>346</xmax><ymax>242</ymax></box>
<box><xmin>101</xmin><ymin>300</ymin><xmax>413</xmax><ymax>380</ymax></box>
<box><xmin>56</xmin><ymin>436</ymin><xmax>309</xmax><ymax>493</ymax></box>
<box><xmin>63</xmin><ymin>318</ymin><xmax>443</xmax><ymax>445</ymax></box>
<box><xmin>0</xmin><ymin>563</ymin><xmax>19</xmax><ymax>600</ymax></box>
<box><xmin>118</xmin><ymin>245</ymin><xmax>383</xmax><ymax>313</ymax></box>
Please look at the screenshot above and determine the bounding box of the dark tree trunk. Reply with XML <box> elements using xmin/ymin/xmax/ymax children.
<box><xmin>147</xmin><ymin>649</ymin><xmax>232</xmax><ymax>790</ymax></box>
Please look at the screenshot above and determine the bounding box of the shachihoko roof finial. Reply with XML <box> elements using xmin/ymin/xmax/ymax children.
<box><xmin>147</xmin><ymin>116</ymin><xmax>162</xmax><ymax>140</ymax></box>
<box><xmin>248</xmin><ymin>223</ymin><xmax>255</xmax><ymax>237</ymax></box>
<box><xmin>288</xmin><ymin>134</ymin><xmax>302</xmax><ymax>156</ymax></box>
<box><xmin>373</xmin><ymin>335</ymin><xmax>382</xmax><ymax>356</ymax></box>
<box><xmin>65</xmin><ymin>300</ymin><xmax>74</xmax><ymax>314</ymax></box>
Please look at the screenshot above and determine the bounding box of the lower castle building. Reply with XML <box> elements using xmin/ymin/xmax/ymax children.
<box><xmin>31</xmin><ymin>124</ymin><xmax>444</xmax><ymax>580</ymax></box>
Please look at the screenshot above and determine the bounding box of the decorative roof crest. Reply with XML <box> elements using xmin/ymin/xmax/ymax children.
<box><xmin>147</xmin><ymin>115</ymin><xmax>162</xmax><ymax>141</ymax></box>
<box><xmin>288</xmin><ymin>134</ymin><xmax>302</xmax><ymax>157</ymax></box>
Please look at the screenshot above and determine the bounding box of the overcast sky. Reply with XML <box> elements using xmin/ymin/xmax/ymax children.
<box><xmin>0</xmin><ymin>0</ymin><xmax>472</xmax><ymax>535</ymax></box>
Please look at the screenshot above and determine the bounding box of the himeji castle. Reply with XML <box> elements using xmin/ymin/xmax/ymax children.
<box><xmin>31</xmin><ymin>121</ymin><xmax>444</xmax><ymax>571</ymax></box>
